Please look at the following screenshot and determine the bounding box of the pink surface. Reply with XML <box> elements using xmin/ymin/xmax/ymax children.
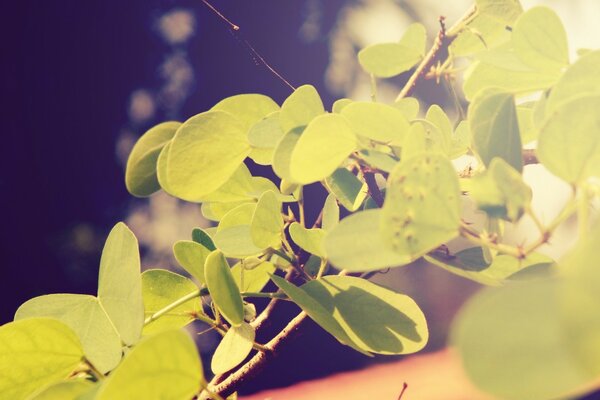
<box><xmin>241</xmin><ymin>348</ymin><xmax>495</xmax><ymax>400</ymax></box>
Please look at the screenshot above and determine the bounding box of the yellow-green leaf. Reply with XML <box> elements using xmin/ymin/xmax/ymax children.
<box><xmin>341</xmin><ymin>102</ymin><xmax>409</xmax><ymax>144</ymax></box>
<box><xmin>280</xmin><ymin>85</ymin><xmax>324</xmax><ymax>133</ymax></box>
<box><xmin>97</xmin><ymin>222</ymin><xmax>143</xmax><ymax>346</ymax></box>
<box><xmin>96</xmin><ymin>330</ymin><xmax>203</xmax><ymax>400</ymax></box>
<box><xmin>290</xmin><ymin>114</ymin><xmax>357</xmax><ymax>184</ymax></box>
<box><xmin>0</xmin><ymin>318</ymin><xmax>84</xmax><ymax>400</ymax></box>
<box><xmin>204</xmin><ymin>251</ymin><xmax>244</xmax><ymax>327</ymax></box>
<box><xmin>125</xmin><ymin>121</ymin><xmax>180</xmax><ymax>197</ymax></box>
<box><xmin>250</xmin><ymin>191</ymin><xmax>283</xmax><ymax>249</ymax></box>
<box><xmin>173</xmin><ymin>240</ymin><xmax>211</xmax><ymax>284</ymax></box>
<box><xmin>289</xmin><ymin>222</ymin><xmax>326</xmax><ymax>258</ymax></box>
<box><xmin>211</xmin><ymin>323</ymin><xmax>255</xmax><ymax>375</ymax></box>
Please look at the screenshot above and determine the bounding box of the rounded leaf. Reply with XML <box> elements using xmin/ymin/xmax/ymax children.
<box><xmin>173</xmin><ymin>240</ymin><xmax>211</xmax><ymax>284</ymax></box>
<box><xmin>96</xmin><ymin>330</ymin><xmax>203</xmax><ymax>400</ymax></box>
<box><xmin>0</xmin><ymin>318</ymin><xmax>84</xmax><ymax>400</ymax></box>
<box><xmin>211</xmin><ymin>323</ymin><xmax>255</xmax><ymax>375</ymax></box>
<box><xmin>166</xmin><ymin>111</ymin><xmax>250</xmax><ymax>201</ymax></box>
<box><xmin>280</xmin><ymin>85</ymin><xmax>324</xmax><ymax>133</ymax></box>
<box><xmin>290</xmin><ymin>114</ymin><xmax>357</xmax><ymax>184</ymax></box>
<box><xmin>125</xmin><ymin>121</ymin><xmax>180</xmax><ymax>197</ymax></box>
<box><xmin>341</xmin><ymin>102</ymin><xmax>409</xmax><ymax>144</ymax></box>
<box><xmin>204</xmin><ymin>250</ymin><xmax>245</xmax><ymax>327</ymax></box>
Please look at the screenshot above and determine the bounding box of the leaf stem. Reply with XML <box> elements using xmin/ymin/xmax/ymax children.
<box><xmin>144</xmin><ymin>288</ymin><xmax>205</xmax><ymax>326</ymax></box>
<box><xmin>241</xmin><ymin>291</ymin><xmax>289</xmax><ymax>300</ymax></box>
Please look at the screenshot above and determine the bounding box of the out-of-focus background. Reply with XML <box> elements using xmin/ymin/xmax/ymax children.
<box><xmin>2</xmin><ymin>0</ymin><xmax>599</xmax><ymax>397</ymax></box>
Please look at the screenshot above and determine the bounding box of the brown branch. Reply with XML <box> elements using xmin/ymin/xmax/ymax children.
<box><xmin>363</xmin><ymin>170</ymin><xmax>384</xmax><ymax>208</ymax></box>
<box><xmin>201</xmin><ymin>312</ymin><xmax>309</xmax><ymax>399</ymax></box>
<box><xmin>396</xmin><ymin>5</ymin><xmax>478</xmax><ymax>100</ymax></box>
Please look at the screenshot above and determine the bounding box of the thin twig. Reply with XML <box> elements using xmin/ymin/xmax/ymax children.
<box><xmin>396</xmin><ymin>6</ymin><xmax>478</xmax><ymax>100</ymax></box>
<box><xmin>362</xmin><ymin>170</ymin><xmax>384</xmax><ymax>208</ymax></box>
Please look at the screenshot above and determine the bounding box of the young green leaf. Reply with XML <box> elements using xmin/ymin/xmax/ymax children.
<box><xmin>393</xmin><ymin>97</ymin><xmax>420</xmax><ymax>120</ymax></box>
<box><xmin>332</xmin><ymin>98</ymin><xmax>352</xmax><ymax>114</ymax></box>
<box><xmin>166</xmin><ymin>111</ymin><xmax>250</xmax><ymax>201</ymax></box>
<box><xmin>537</xmin><ymin>94</ymin><xmax>600</xmax><ymax>184</ymax></box>
<box><xmin>217</xmin><ymin>203</ymin><xmax>257</xmax><ymax>231</ymax></box>
<box><xmin>204</xmin><ymin>250</ymin><xmax>245</xmax><ymax>327</ymax></box>
<box><xmin>470</xmin><ymin>158</ymin><xmax>532</xmax><ymax>221</ymax></box>
<box><xmin>250</xmin><ymin>191</ymin><xmax>283</xmax><ymax>249</ymax></box>
<box><xmin>290</xmin><ymin>114</ymin><xmax>357</xmax><ymax>184</ymax></box>
<box><xmin>211</xmin><ymin>94</ymin><xmax>279</xmax><ymax>132</ymax></box>
<box><xmin>29</xmin><ymin>380</ymin><xmax>95</xmax><ymax>400</ymax></box>
<box><xmin>358</xmin><ymin>43</ymin><xmax>421</xmax><ymax>78</ymax></box>
<box><xmin>475</xmin><ymin>0</ymin><xmax>523</xmax><ymax>24</ymax></box>
<box><xmin>381</xmin><ymin>154</ymin><xmax>461</xmax><ymax>259</ymax></box>
<box><xmin>358</xmin><ymin>150</ymin><xmax>398</xmax><ymax>173</ymax></box>
<box><xmin>451</xmin><ymin>13</ymin><xmax>512</xmax><ymax>57</ymax></box>
<box><xmin>272</xmin><ymin>127</ymin><xmax>303</xmax><ymax>183</ymax></box>
<box><xmin>398</xmin><ymin>23</ymin><xmax>427</xmax><ymax>56</ymax></box>
<box><xmin>213</xmin><ymin>225</ymin><xmax>265</xmax><ymax>258</ymax></box>
<box><xmin>15</xmin><ymin>294</ymin><xmax>122</xmax><ymax>374</ymax></box>
<box><xmin>0</xmin><ymin>318</ymin><xmax>84</xmax><ymax>400</ymax></box>
<box><xmin>247</xmin><ymin>111</ymin><xmax>285</xmax><ymax>149</ymax></box>
<box><xmin>173</xmin><ymin>240</ymin><xmax>211</xmax><ymax>284</ymax></box>
<box><xmin>302</xmin><ymin>276</ymin><xmax>428</xmax><ymax>354</ymax></box>
<box><xmin>96</xmin><ymin>330</ymin><xmax>203</xmax><ymax>400</ymax></box>
<box><xmin>195</xmin><ymin>163</ymin><xmax>255</xmax><ymax>203</ymax></box>
<box><xmin>125</xmin><ymin>121</ymin><xmax>180</xmax><ymax>197</ymax></box>
<box><xmin>341</xmin><ymin>102</ymin><xmax>410</xmax><ymax>144</ymax></box>
<box><xmin>289</xmin><ymin>222</ymin><xmax>326</xmax><ymax>258</ymax></box>
<box><xmin>545</xmin><ymin>50</ymin><xmax>600</xmax><ymax>115</ymax></box>
<box><xmin>280</xmin><ymin>85</ymin><xmax>325</xmax><ymax>133</ymax></box>
<box><xmin>512</xmin><ymin>6</ymin><xmax>569</xmax><ymax>73</ymax></box>
<box><xmin>231</xmin><ymin>260</ymin><xmax>276</xmax><ymax>293</ymax></box>
<box><xmin>324</xmin><ymin>168</ymin><xmax>368</xmax><ymax>211</ymax></box>
<box><xmin>192</xmin><ymin>227</ymin><xmax>216</xmax><ymax>251</ymax></box>
<box><xmin>97</xmin><ymin>222</ymin><xmax>144</xmax><ymax>346</ymax></box>
<box><xmin>426</xmin><ymin>247</ymin><xmax>553</xmax><ymax>286</ymax></box>
<box><xmin>322</xmin><ymin>194</ymin><xmax>340</xmax><ymax>231</ymax></box>
<box><xmin>270</xmin><ymin>275</ymin><xmax>368</xmax><ymax>355</ymax></box>
<box><xmin>141</xmin><ymin>269</ymin><xmax>199</xmax><ymax>335</ymax></box>
<box><xmin>211</xmin><ymin>322</ymin><xmax>255</xmax><ymax>375</ymax></box>
<box><xmin>469</xmin><ymin>91</ymin><xmax>523</xmax><ymax>171</ymax></box>
<box><xmin>325</xmin><ymin>209</ymin><xmax>411</xmax><ymax>272</ymax></box>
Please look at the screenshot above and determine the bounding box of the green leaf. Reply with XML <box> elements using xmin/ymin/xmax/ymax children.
<box><xmin>15</xmin><ymin>294</ymin><xmax>121</xmax><ymax>374</ymax></box>
<box><xmin>248</xmin><ymin>147</ymin><xmax>273</xmax><ymax>166</ymax></box>
<box><xmin>214</xmin><ymin>225</ymin><xmax>264</xmax><ymax>258</ymax></box>
<box><xmin>545</xmin><ymin>50</ymin><xmax>600</xmax><ymax>114</ymax></box>
<box><xmin>332</xmin><ymin>98</ymin><xmax>352</xmax><ymax>114</ymax></box>
<box><xmin>476</xmin><ymin>0</ymin><xmax>523</xmax><ymax>24</ymax></box>
<box><xmin>211</xmin><ymin>322</ymin><xmax>255</xmax><ymax>375</ymax></box>
<box><xmin>325</xmin><ymin>209</ymin><xmax>411</xmax><ymax>272</ymax></box>
<box><xmin>192</xmin><ymin>227</ymin><xmax>216</xmax><ymax>251</ymax></box>
<box><xmin>398</xmin><ymin>23</ymin><xmax>427</xmax><ymax>57</ymax></box>
<box><xmin>96</xmin><ymin>330</ymin><xmax>203</xmax><ymax>400</ymax></box>
<box><xmin>516</xmin><ymin>103</ymin><xmax>536</xmax><ymax>144</ymax></box>
<box><xmin>156</xmin><ymin>141</ymin><xmax>173</xmax><ymax>193</ymax></box>
<box><xmin>393</xmin><ymin>97</ymin><xmax>420</xmax><ymax>120</ymax></box>
<box><xmin>269</xmin><ymin>275</ymin><xmax>367</xmax><ymax>354</ymax></box>
<box><xmin>426</xmin><ymin>247</ymin><xmax>552</xmax><ymax>286</ymax></box>
<box><xmin>97</xmin><ymin>222</ymin><xmax>143</xmax><ymax>346</ymax></box>
<box><xmin>247</xmin><ymin>111</ymin><xmax>284</xmax><ymax>149</ymax></box>
<box><xmin>217</xmin><ymin>203</ymin><xmax>256</xmax><ymax>231</ymax></box>
<box><xmin>141</xmin><ymin>269</ymin><xmax>199</xmax><ymax>335</ymax></box>
<box><xmin>173</xmin><ymin>240</ymin><xmax>211</xmax><ymax>284</ymax></box>
<box><xmin>125</xmin><ymin>121</ymin><xmax>180</xmax><ymax>197</ymax></box>
<box><xmin>289</xmin><ymin>222</ymin><xmax>326</xmax><ymax>258</ymax></box>
<box><xmin>469</xmin><ymin>91</ymin><xmax>523</xmax><ymax>171</ymax></box>
<box><xmin>341</xmin><ymin>102</ymin><xmax>410</xmax><ymax>144</ymax></box>
<box><xmin>290</xmin><ymin>114</ymin><xmax>357</xmax><ymax>184</ymax></box>
<box><xmin>250</xmin><ymin>191</ymin><xmax>283</xmax><ymax>249</ymax></box>
<box><xmin>511</xmin><ymin>6</ymin><xmax>568</xmax><ymax>73</ymax></box>
<box><xmin>463</xmin><ymin>61</ymin><xmax>559</xmax><ymax>100</ymax></box>
<box><xmin>280</xmin><ymin>85</ymin><xmax>325</xmax><ymax>133</ymax></box>
<box><xmin>29</xmin><ymin>380</ymin><xmax>95</xmax><ymax>400</ymax></box>
<box><xmin>302</xmin><ymin>276</ymin><xmax>428</xmax><ymax>354</ymax></box>
<box><xmin>451</xmin><ymin>13</ymin><xmax>512</xmax><ymax>57</ymax></box>
<box><xmin>401</xmin><ymin>121</ymin><xmax>447</xmax><ymax>160</ymax></box>
<box><xmin>381</xmin><ymin>154</ymin><xmax>461</xmax><ymax>259</ymax></box>
<box><xmin>231</xmin><ymin>261</ymin><xmax>276</xmax><ymax>293</ymax></box>
<box><xmin>537</xmin><ymin>94</ymin><xmax>600</xmax><ymax>183</ymax></box>
<box><xmin>425</xmin><ymin>105</ymin><xmax>452</xmax><ymax>143</ymax></box>
<box><xmin>358</xmin><ymin>43</ymin><xmax>421</xmax><ymax>78</ymax></box>
<box><xmin>211</xmin><ymin>94</ymin><xmax>279</xmax><ymax>132</ymax></box>
<box><xmin>452</xmin><ymin>279</ymin><xmax>591</xmax><ymax>400</ymax></box>
<box><xmin>470</xmin><ymin>158</ymin><xmax>532</xmax><ymax>221</ymax></box>
<box><xmin>196</xmin><ymin>164</ymin><xmax>254</xmax><ymax>203</ymax></box>
<box><xmin>322</xmin><ymin>194</ymin><xmax>339</xmax><ymax>231</ymax></box>
<box><xmin>272</xmin><ymin>127</ymin><xmax>303</xmax><ymax>183</ymax></box>
<box><xmin>0</xmin><ymin>318</ymin><xmax>84</xmax><ymax>400</ymax></box>
<box><xmin>358</xmin><ymin>150</ymin><xmax>398</xmax><ymax>173</ymax></box>
<box><xmin>165</xmin><ymin>111</ymin><xmax>250</xmax><ymax>201</ymax></box>
<box><xmin>324</xmin><ymin>168</ymin><xmax>368</xmax><ymax>211</ymax></box>
<box><xmin>204</xmin><ymin>251</ymin><xmax>244</xmax><ymax>327</ymax></box>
